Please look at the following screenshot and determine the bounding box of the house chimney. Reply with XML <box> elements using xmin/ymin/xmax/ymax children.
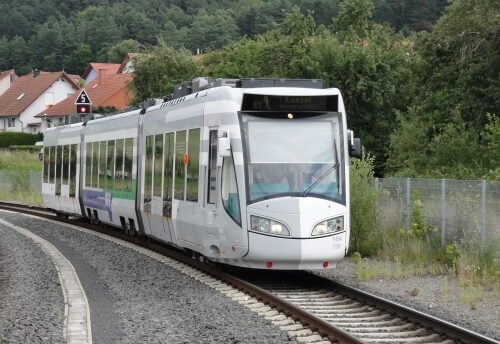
<box><xmin>33</xmin><ymin>69</ymin><xmax>40</xmax><ymax>78</ymax></box>
<box><xmin>97</xmin><ymin>68</ymin><xmax>107</xmax><ymax>85</ymax></box>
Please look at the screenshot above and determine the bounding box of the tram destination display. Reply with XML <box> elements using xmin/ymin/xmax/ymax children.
<box><xmin>242</xmin><ymin>94</ymin><xmax>338</xmax><ymax>112</ymax></box>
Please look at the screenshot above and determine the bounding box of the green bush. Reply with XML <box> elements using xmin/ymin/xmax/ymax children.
<box><xmin>0</xmin><ymin>132</ymin><xmax>43</xmax><ymax>148</ymax></box>
<box><xmin>349</xmin><ymin>154</ymin><xmax>381</xmax><ymax>256</ymax></box>
<box><xmin>8</xmin><ymin>145</ymin><xmax>40</xmax><ymax>152</ymax></box>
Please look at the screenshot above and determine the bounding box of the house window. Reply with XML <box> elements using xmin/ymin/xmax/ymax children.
<box><xmin>7</xmin><ymin>117</ymin><xmax>15</xmax><ymax>128</ymax></box>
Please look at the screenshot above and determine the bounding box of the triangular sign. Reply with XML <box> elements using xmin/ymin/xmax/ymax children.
<box><xmin>75</xmin><ymin>90</ymin><xmax>92</xmax><ymax>105</ymax></box>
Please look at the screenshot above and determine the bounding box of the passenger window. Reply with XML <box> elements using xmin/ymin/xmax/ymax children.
<box><xmin>207</xmin><ymin>130</ymin><xmax>218</xmax><ymax>204</ymax></box>
<box><xmin>222</xmin><ymin>156</ymin><xmax>241</xmax><ymax>224</ymax></box>
<box><xmin>55</xmin><ymin>146</ymin><xmax>62</xmax><ymax>195</ymax></box>
<box><xmin>62</xmin><ymin>145</ymin><xmax>69</xmax><ymax>185</ymax></box>
<box><xmin>163</xmin><ymin>133</ymin><xmax>174</xmax><ymax>217</ymax></box>
<box><xmin>115</xmin><ymin>139</ymin><xmax>124</xmax><ymax>191</ymax></box>
<box><xmin>99</xmin><ymin>141</ymin><xmax>107</xmax><ymax>189</ymax></box>
<box><xmin>49</xmin><ymin>146</ymin><xmax>55</xmax><ymax>184</ymax></box>
<box><xmin>174</xmin><ymin>130</ymin><xmax>186</xmax><ymax>200</ymax></box>
<box><xmin>85</xmin><ymin>142</ymin><xmax>92</xmax><ymax>187</ymax></box>
<box><xmin>92</xmin><ymin>142</ymin><xmax>99</xmax><ymax>188</ymax></box>
<box><xmin>124</xmin><ymin>138</ymin><xmax>133</xmax><ymax>192</ymax></box>
<box><xmin>43</xmin><ymin>147</ymin><xmax>49</xmax><ymax>183</ymax></box>
<box><xmin>69</xmin><ymin>144</ymin><xmax>77</xmax><ymax>197</ymax></box>
<box><xmin>186</xmin><ymin>128</ymin><xmax>200</xmax><ymax>202</ymax></box>
<box><xmin>107</xmin><ymin>140</ymin><xmax>115</xmax><ymax>190</ymax></box>
<box><xmin>154</xmin><ymin>134</ymin><xmax>163</xmax><ymax>197</ymax></box>
<box><xmin>144</xmin><ymin>135</ymin><xmax>153</xmax><ymax>211</ymax></box>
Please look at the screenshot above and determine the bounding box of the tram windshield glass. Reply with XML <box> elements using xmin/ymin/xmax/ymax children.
<box><xmin>241</xmin><ymin>112</ymin><xmax>345</xmax><ymax>204</ymax></box>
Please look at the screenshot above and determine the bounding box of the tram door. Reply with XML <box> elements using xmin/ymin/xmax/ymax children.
<box><xmin>205</xmin><ymin>129</ymin><xmax>219</xmax><ymax>235</ymax></box>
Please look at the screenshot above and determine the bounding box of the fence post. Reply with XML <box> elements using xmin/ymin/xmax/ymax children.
<box><xmin>480</xmin><ymin>180</ymin><xmax>487</xmax><ymax>249</ymax></box>
<box><xmin>440</xmin><ymin>179</ymin><xmax>446</xmax><ymax>247</ymax></box>
<box><xmin>375</xmin><ymin>177</ymin><xmax>379</xmax><ymax>191</ymax></box>
<box><xmin>406</xmin><ymin>178</ymin><xmax>411</xmax><ymax>230</ymax></box>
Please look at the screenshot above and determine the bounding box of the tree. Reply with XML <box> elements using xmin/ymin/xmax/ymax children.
<box><xmin>107</xmin><ymin>39</ymin><xmax>141</xmax><ymax>63</ymax></box>
<box><xmin>388</xmin><ymin>0</ymin><xmax>500</xmax><ymax>179</ymax></box>
<box><xmin>129</xmin><ymin>42</ymin><xmax>201</xmax><ymax>104</ymax></box>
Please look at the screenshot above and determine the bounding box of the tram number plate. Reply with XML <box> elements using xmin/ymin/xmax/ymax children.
<box><xmin>332</xmin><ymin>234</ymin><xmax>344</xmax><ymax>250</ymax></box>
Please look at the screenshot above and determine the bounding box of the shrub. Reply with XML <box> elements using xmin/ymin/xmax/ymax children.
<box><xmin>0</xmin><ymin>132</ymin><xmax>43</xmax><ymax>148</ymax></box>
<box><xmin>8</xmin><ymin>145</ymin><xmax>40</xmax><ymax>152</ymax></box>
<box><xmin>349</xmin><ymin>154</ymin><xmax>381</xmax><ymax>256</ymax></box>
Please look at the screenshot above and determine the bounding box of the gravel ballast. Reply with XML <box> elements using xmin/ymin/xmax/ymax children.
<box><xmin>0</xmin><ymin>212</ymin><xmax>298</xmax><ymax>344</ymax></box>
<box><xmin>316</xmin><ymin>259</ymin><xmax>500</xmax><ymax>341</ymax></box>
<box><xmin>0</xmin><ymin>222</ymin><xmax>64</xmax><ymax>343</ymax></box>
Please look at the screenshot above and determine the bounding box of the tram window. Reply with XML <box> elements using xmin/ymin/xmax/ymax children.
<box><xmin>85</xmin><ymin>142</ymin><xmax>92</xmax><ymax>187</ymax></box>
<box><xmin>163</xmin><ymin>133</ymin><xmax>174</xmax><ymax>217</ymax></box>
<box><xmin>107</xmin><ymin>140</ymin><xmax>115</xmax><ymax>190</ymax></box>
<box><xmin>69</xmin><ymin>144</ymin><xmax>77</xmax><ymax>197</ymax></box>
<box><xmin>55</xmin><ymin>145</ymin><xmax>62</xmax><ymax>195</ymax></box>
<box><xmin>43</xmin><ymin>147</ymin><xmax>49</xmax><ymax>183</ymax></box>
<box><xmin>49</xmin><ymin>146</ymin><xmax>55</xmax><ymax>184</ymax></box>
<box><xmin>115</xmin><ymin>139</ymin><xmax>124</xmax><ymax>191</ymax></box>
<box><xmin>222</xmin><ymin>156</ymin><xmax>241</xmax><ymax>224</ymax></box>
<box><xmin>207</xmin><ymin>130</ymin><xmax>218</xmax><ymax>204</ymax></box>
<box><xmin>92</xmin><ymin>142</ymin><xmax>99</xmax><ymax>188</ymax></box>
<box><xmin>124</xmin><ymin>138</ymin><xmax>133</xmax><ymax>192</ymax></box>
<box><xmin>144</xmin><ymin>135</ymin><xmax>153</xmax><ymax>210</ymax></box>
<box><xmin>153</xmin><ymin>134</ymin><xmax>163</xmax><ymax>197</ymax></box>
<box><xmin>99</xmin><ymin>141</ymin><xmax>107</xmax><ymax>189</ymax></box>
<box><xmin>186</xmin><ymin>128</ymin><xmax>200</xmax><ymax>202</ymax></box>
<box><xmin>174</xmin><ymin>130</ymin><xmax>186</xmax><ymax>200</ymax></box>
<box><xmin>62</xmin><ymin>145</ymin><xmax>69</xmax><ymax>185</ymax></box>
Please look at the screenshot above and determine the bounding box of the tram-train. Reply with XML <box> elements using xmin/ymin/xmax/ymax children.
<box><xmin>41</xmin><ymin>78</ymin><xmax>361</xmax><ymax>270</ymax></box>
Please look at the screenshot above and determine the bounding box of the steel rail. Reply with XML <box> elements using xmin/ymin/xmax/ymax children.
<box><xmin>305</xmin><ymin>273</ymin><xmax>499</xmax><ymax>344</ymax></box>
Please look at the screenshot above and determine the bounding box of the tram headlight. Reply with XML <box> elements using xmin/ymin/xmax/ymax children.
<box><xmin>312</xmin><ymin>216</ymin><xmax>344</xmax><ymax>236</ymax></box>
<box><xmin>250</xmin><ymin>215</ymin><xmax>290</xmax><ymax>236</ymax></box>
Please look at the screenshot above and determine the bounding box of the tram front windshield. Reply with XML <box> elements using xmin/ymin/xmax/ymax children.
<box><xmin>242</xmin><ymin>113</ymin><xmax>344</xmax><ymax>204</ymax></box>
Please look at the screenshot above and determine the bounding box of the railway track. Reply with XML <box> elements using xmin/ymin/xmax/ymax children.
<box><xmin>0</xmin><ymin>201</ymin><xmax>497</xmax><ymax>344</ymax></box>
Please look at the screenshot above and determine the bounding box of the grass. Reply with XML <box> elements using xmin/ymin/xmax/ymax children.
<box><xmin>0</xmin><ymin>150</ymin><xmax>42</xmax><ymax>205</ymax></box>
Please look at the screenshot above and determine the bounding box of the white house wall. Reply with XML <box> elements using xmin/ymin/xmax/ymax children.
<box><xmin>0</xmin><ymin>76</ymin><xmax>11</xmax><ymax>97</ymax></box>
<box><xmin>19</xmin><ymin>78</ymin><xmax>76</xmax><ymax>133</ymax></box>
<box><xmin>84</xmin><ymin>69</ymin><xmax>97</xmax><ymax>85</ymax></box>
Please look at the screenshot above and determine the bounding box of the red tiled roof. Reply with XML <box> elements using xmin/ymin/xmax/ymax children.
<box><xmin>0</xmin><ymin>71</ymin><xmax>78</xmax><ymax>117</ymax></box>
<box><xmin>82</xmin><ymin>63</ymin><xmax>121</xmax><ymax>79</ymax></box>
<box><xmin>66</xmin><ymin>73</ymin><xmax>82</xmax><ymax>83</ymax></box>
<box><xmin>36</xmin><ymin>73</ymin><xmax>133</xmax><ymax>117</ymax></box>
<box><xmin>0</xmin><ymin>69</ymin><xmax>15</xmax><ymax>81</ymax></box>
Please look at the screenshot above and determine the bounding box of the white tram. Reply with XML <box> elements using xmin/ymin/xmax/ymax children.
<box><xmin>42</xmin><ymin>78</ymin><xmax>361</xmax><ymax>270</ymax></box>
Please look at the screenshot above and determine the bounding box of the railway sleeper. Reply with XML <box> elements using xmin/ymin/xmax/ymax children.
<box><xmin>361</xmin><ymin>333</ymin><xmax>443</xmax><ymax>343</ymax></box>
<box><xmin>330</xmin><ymin>318</ymin><xmax>402</xmax><ymax>327</ymax></box>
<box><xmin>352</xmin><ymin>327</ymin><xmax>427</xmax><ymax>338</ymax></box>
<box><xmin>342</xmin><ymin>323</ymin><xmax>414</xmax><ymax>332</ymax></box>
<box><xmin>300</xmin><ymin>302</ymin><xmax>362</xmax><ymax>310</ymax></box>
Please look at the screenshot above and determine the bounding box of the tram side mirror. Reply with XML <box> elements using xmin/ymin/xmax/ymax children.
<box><xmin>38</xmin><ymin>151</ymin><xmax>43</xmax><ymax>161</ymax></box>
<box><xmin>349</xmin><ymin>138</ymin><xmax>362</xmax><ymax>158</ymax></box>
<box><xmin>218</xmin><ymin>131</ymin><xmax>231</xmax><ymax>157</ymax></box>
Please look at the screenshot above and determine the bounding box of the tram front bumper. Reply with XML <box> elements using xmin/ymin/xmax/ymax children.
<box><xmin>243</xmin><ymin>231</ymin><xmax>346</xmax><ymax>270</ymax></box>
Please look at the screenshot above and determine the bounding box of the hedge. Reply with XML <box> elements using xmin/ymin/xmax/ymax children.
<box><xmin>0</xmin><ymin>132</ymin><xmax>43</xmax><ymax>148</ymax></box>
<box><xmin>8</xmin><ymin>145</ymin><xmax>40</xmax><ymax>152</ymax></box>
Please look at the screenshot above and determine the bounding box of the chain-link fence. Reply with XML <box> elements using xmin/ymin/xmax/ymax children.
<box><xmin>376</xmin><ymin>178</ymin><xmax>500</xmax><ymax>246</ymax></box>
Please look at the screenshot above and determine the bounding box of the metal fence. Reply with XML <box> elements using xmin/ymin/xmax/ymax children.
<box><xmin>0</xmin><ymin>171</ymin><xmax>498</xmax><ymax>246</ymax></box>
<box><xmin>376</xmin><ymin>178</ymin><xmax>500</xmax><ymax>246</ymax></box>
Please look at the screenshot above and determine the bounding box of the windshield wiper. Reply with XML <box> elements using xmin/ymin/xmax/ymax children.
<box><xmin>299</xmin><ymin>138</ymin><xmax>340</xmax><ymax>198</ymax></box>
<box><xmin>299</xmin><ymin>163</ymin><xmax>340</xmax><ymax>197</ymax></box>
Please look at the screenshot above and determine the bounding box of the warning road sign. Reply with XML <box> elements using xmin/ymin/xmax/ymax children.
<box><xmin>75</xmin><ymin>90</ymin><xmax>92</xmax><ymax>105</ymax></box>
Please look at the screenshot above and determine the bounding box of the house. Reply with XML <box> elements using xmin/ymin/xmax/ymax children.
<box><xmin>0</xmin><ymin>70</ymin><xmax>79</xmax><ymax>133</ymax></box>
<box><xmin>0</xmin><ymin>69</ymin><xmax>17</xmax><ymax>96</ymax></box>
<box><xmin>36</xmin><ymin>69</ymin><xmax>133</xmax><ymax>131</ymax></box>
<box><xmin>82</xmin><ymin>63</ymin><xmax>121</xmax><ymax>85</ymax></box>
